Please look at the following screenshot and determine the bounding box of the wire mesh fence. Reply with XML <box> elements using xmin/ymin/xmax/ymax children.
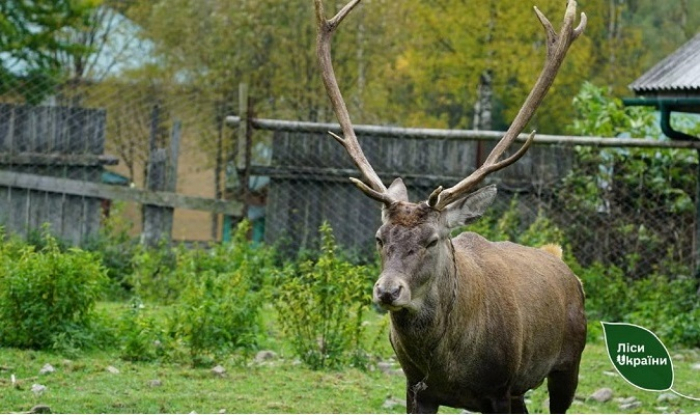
<box><xmin>233</xmin><ymin>117</ymin><xmax>700</xmax><ymax>281</ymax></box>
<box><xmin>2</xmin><ymin>44</ymin><xmax>700</xmax><ymax>281</ymax></box>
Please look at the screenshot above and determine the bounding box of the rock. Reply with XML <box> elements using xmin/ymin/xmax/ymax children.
<box><xmin>619</xmin><ymin>401</ymin><xmax>641</xmax><ymax>410</ymax></box>
<box><xmin>655</xmin><ymin>407</ymin><xmax>669</xmax><ymax>412</ymax></box>
<box><xmin>106</xmin><ymin>366</ymin><xmax>120</xmax><ymax>374</ymax></box>
<box><xmin>254</xmin><ymin>350</ymin><xmax>277</xmax><ymax>363</ymax></box>
<box><xmin>377</xmin><ymin>361</ymin><xmax>403</xmax><ymax>376</ymax></box>
<box><xmin>218</xmin><ymin>410</ymin><xmax>226</xmax><ymax>414</ymax></box>
<box><xmin>672</xmin><ymin>353</ymin><xmax>684</xmax><ymax>361</ymax></box>
<box><xmin>589</xmin><ymin>387</ymin><xmax>613</xmax><ymax>403</ymax></box>
<box><xmin>39</xmin><ymin>364</ymin><xmax>55</xmax><ymax>375</ymax></box>
<box><xmin>28</xmin><ymin>404</ymin><xmax>51</xmax><ymax>414</ymax></box>
<box><xmin>691</xmin><ymin>363</ymin><xmax>700</xmax><ymax>371</ymax></box>
<box><xmin>377</xmin><ymin>361</ymin><xmax>392</xmax><ymax>373</ymax></box>
<box><xmin>31</xmin><ymin>384</ymin><xmax>47</xmax><ymax>396</ymax></box>
<box><xmin>211</xmin><ymin>365</ymin><xmax>226</xmax><ymax>377</ymax></box>
<box><xmin>657</xmin><ymin>392</ymin><xmax>679</xmax><ymax>402</ymax></box>
<box><xmin>615</xmin><ymin>396</ymin><xmax>641</xmax><ymax>410</ymax></box>
<box><xmin>382</xmin><ymin>396</ymin><xmax>406</xmax><ymax>410</ymax></box>
<box><xmin>148</xmin><ymin>379</ymin><xmax>163</xmax><ymax>388</ymax></box>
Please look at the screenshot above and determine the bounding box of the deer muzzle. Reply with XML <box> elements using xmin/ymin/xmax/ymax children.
<box><xmin>373</xmin><ymin>273</ymin><xmax>411</xmax><ymax>310</ymax></box>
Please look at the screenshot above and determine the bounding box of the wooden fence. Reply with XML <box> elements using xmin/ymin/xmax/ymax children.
<box><xmin>0</xmin><ymin>104</ymin><xmax>241</xmax><ymax>246</ymax></box>
<box><xmin>0</xmin><ymin>104</ymin><xmax>111</xmax><ymax>245</ymax></box>
<box><xmin>238</xmin><ymin>119</ymin><xmax>575</xmax><ymax>257</ymax></box>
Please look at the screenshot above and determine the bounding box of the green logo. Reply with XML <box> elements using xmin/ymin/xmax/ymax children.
<box><xmin>602</xmin><ymin>322</ymin><xmax>699</xmax><ymax>401</ymax></box>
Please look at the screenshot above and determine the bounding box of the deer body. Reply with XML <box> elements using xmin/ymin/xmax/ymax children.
<box><xmin>313</xmin><ymin>1</ymin><xmax>587</xmax><ymax>412</ymax></box>
<box><xmin>388</xmin><ymin>232</ymin><xmax>585</xmax><ymax>412</ymax></box>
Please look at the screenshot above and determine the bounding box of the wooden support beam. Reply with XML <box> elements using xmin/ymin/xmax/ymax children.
<box><xmin>0</xmin><ymin>171</ymin><xmax>243</xmax><ymax>216</ymax></box>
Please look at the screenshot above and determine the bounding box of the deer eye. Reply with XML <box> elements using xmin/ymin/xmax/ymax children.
<box><xmin>426</xmin><ymin>238</ymin><xmax>439</xmax><ymax>249</ymax></box>
<box><xmin>375</xmin><ymin>237</ymin><xmax>384</xmax><ymax>248</ymax></box>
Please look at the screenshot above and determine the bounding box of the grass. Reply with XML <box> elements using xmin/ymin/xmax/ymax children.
<box><xmin>1</xmin><ymin>305</ymin><xmax>699</xmax><ymax>413</ymax></box>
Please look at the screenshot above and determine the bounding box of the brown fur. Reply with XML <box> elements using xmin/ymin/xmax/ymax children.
<box><xmin>386</xmin><ymin>201</ymin><xmax>436</xmax><ymax>227</ymax></box>
<box><xmin>540</xmin><ymin>243</ymin><xmax>564</xmax><ymax>259</ymax></box>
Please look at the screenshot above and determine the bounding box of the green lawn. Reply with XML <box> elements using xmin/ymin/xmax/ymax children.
<box><xmin>1</xmin><ymin>307</ymin><xmax>699</xmax><ymax>413</ymax></box>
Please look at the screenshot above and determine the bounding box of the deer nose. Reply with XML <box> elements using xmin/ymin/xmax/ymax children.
<box><xmin>376</xmin><ymin>284</ymin><xmax>402</xmax><ymax>304</ymax></box>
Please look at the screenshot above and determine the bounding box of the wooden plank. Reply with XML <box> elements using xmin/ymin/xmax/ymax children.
<box><xmin>0</xmin><ymin>170</ymin><xmax>243</xmax><ymax>215</ymax></box>
<box><xmin>229</xmin><ymin>116</ymin><xmax>700</xmax><ymax>149</ymax></box>
<box><xmin>82</xmin><ymin>166</ymin><xmax>102</xmax><ymax>241</ymax></box>
<box><xmin>0</xmin><ymin>153</ymin><xmax>118</xmax><ymax>166</ymax></box>
<box><xmin>0</xmin><ymin>104</ymin><xmax>12</xmax><ymax>152</ymax></box>
<box><xmin>87</xmin><ymin>109</ymin><xmax>106</xmax><ymax>155</ymax></box>
<box><xmin>8</xmin><ymin>184</ymin><xmax>29</xmax><ymax>239</ymax></box>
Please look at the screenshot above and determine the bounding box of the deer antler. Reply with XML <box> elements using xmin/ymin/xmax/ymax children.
<box><xmin>314</xmin><ymin>0</ymin><xmax>393</xmax><ymax>204</ymax></box>
<box><xmin>429</xmin><ymin>1</ymin><xmax>587</xmax><ymax>210</ymax></box>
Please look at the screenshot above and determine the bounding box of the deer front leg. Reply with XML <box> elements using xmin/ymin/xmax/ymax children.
<box><xmin>406</xmin><ymin>382</ymin><xmax>438</xmax><ymax>414</ymax></box>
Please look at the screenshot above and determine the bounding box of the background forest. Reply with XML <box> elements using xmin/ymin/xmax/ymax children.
<box><xmin>3</xmin><ymin>0</ymin><xmax>699</xmax><ymax>131</ymax></box>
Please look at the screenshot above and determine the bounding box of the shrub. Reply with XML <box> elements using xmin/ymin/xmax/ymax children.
<box><xmin>116</xmin><ymin>297</ymin><xmax>166</xmax><ymax>362</ymax></box>
<box><xmin>0</xmin><ymin>231</ymin><xmax>109</xmax><ymax>350</ymax></box>
<box><xmin>273</xmin><ymin>222</ymin><xmax>374</xmax><ymax>370</ymax></box>
<box><xmin>129</xmin><ymin>242</ymin><xmax>178</xmax><ymax>303</ymax></box>
<box><xmin>130</xmin><ymin>220</ymin><xmax>274</xmax><ymax>304</ymax></box>
<box><xmin>167</xmin><ymin>268</ymin><xmax>265</xmax><ymax>366</ymax></box>
<box><xmin>83</xmin><ymin>202</ymin><xmax>140</xmax><ymax>296</ymax></box>
<box><xmin>163</xmin><ymin>221</ymin><xmax>272</xmax><ymax>365</ymax></box>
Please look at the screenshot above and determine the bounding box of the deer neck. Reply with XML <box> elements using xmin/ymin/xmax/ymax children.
<box><xmin>389</xmin><ymin>238</ymin><xmax>464</xmax><ymax>341</ymax></box>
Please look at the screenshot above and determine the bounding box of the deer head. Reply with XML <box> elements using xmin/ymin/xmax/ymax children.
<box><xmin>314</xmin><ymin>0</ymin><xmax>586</xmax><ymax>310</ymax></box>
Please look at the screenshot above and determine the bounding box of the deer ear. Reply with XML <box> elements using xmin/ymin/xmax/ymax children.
<box><xmin>445</xmin><ymin>185</ymin><xmax>497</xmax><ymax>228</ymax></box>
<box><xmin>387</xmin><ymin>178</ymin><xmax>409</xmax><ymax>202</ymax></box>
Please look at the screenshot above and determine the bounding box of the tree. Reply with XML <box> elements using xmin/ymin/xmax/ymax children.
<box><xmin>0</xmin><ymin>0</ymin><xmax>100</xmax><ymax>103</ymax></box>
<box><xmin>383</xmin><ymin>0</ymin><xmax>594</xmax><ymax>131</ymax></box>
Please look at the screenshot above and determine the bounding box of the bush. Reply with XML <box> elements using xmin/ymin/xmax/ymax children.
<box><xmin>0</xmin><ymin>230</ymin><xmax>109</xmax><ymax>350</ymax></box>
<box><xmin>273</xmin><ymin>222</ymin><xmax>374</xmax><ymax>370</ymax></box>
<box><xmin>83</xmin><ymin>202</ymin><xmax>140</xmax><ymax>296</ymax></box>
<box><xmin>167</xmin><ymin>268</ymin><xmax>265</xmax><ymax>366</ymax></box>
<box><xmin>116</xmin><ymin>297</ymin><xmax>166</xmax><ymax>362</ymax></box>
<box><xmin>129</xmin><ymin>220</ymin><xmax>274</xmax><ymax>304</ymax></box>
<box><xmin>162</xmin><ymin>221</ymin><xmax>272</xmax><ymax>365</ymax></box>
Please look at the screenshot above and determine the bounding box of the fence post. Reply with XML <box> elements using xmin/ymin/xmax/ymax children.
<box><xmin>142</xmin><ymin>108</ymin><xmax>181</xmax><ymax>247</ymax></box>
<box><xmin>223</xmin><ymin>83</ymin><xmax>249</xmax><ymax>242</ymax></box>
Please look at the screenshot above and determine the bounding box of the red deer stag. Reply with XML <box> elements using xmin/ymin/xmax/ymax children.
<box><xmin>314</xmin><ymin>0</ymin><xmax>587</xmax><ymax>413</ymax></box>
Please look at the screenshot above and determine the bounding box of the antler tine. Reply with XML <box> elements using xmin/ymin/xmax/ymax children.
<box><xmin>431</xmin><ymin>0</ymin><xmax>586</xmax><ymax>210</ymax></box>
<box><xmin>315</xmin><ymin>0</ymin><xmax>392</xmax><ymax>205</ymax></box>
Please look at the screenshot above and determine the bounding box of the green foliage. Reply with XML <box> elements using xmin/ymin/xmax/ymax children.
<box><xmin>273</xmin><ymin>222</ymin><xmax>374</xmax><ymax>370</ymax></box>
<box><xmin>128</xmin><ymin>242</ymin><xmax>178</xmax><ymax>303</ymax></box>
<box><xmin>0</xmin><ymin>230</ymin><xmax>109</xmax><ymax>350</ymax></box>
<box><xmin>83</xmin><ymin>202</ymin><xmax>140</xmax><ymax>296</ymax></box>
<box><xmin>0</xmin><ymin>0</ymin><xmax>100</xmax><ymax>103</ymax></box>
<box><xmin>116</xmin><ymin>297</ymin><xmax>165</xmax><ymax>362</ymax></box>
<box><xmin>167</xmin><ymin>267</ymin><xmax>264</xmax><ymax>366</ymax></box>
<box><xmin>129</xmin><ymin>221</ymin><xmax>274</xmax><ymax>304</ymax></box>
<box><xmin>561</xmin><ymin>83</ymin><xmax>697</xmax><ymax>278</ymax></box>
